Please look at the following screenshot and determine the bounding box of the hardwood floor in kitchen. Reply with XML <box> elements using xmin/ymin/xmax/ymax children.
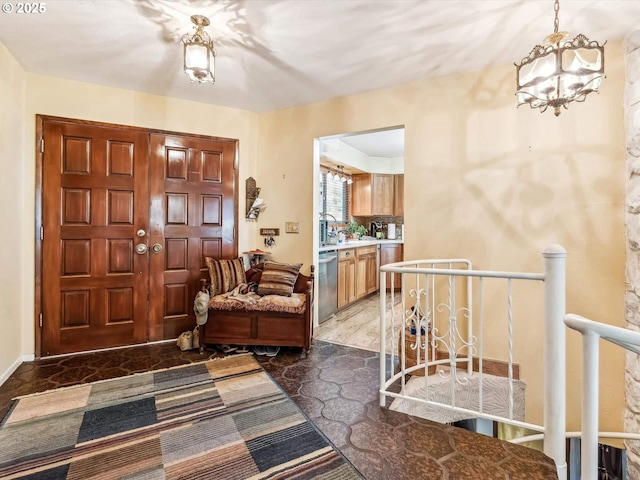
<box><xmin>315</xmin><ymin>292</ymin><xmax>401</xmax><ymax>352</ymax></box>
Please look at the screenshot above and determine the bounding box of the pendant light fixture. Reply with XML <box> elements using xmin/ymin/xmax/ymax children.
<box><xmin>182</xmin><ymin>15</ymin><xmax>216</xmax><ymax>84</ymax></box>
<box><xmin>515</xmin><ymin>0</ymin><xmax>605</xmax><ymax>116</ymax></box>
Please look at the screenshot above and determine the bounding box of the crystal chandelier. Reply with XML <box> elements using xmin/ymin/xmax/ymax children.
<box><xmin>182</xmin><ymin>15</ymin><xmax>216</xmax><ymax>84</ymax></box>
<box><xmin>515</xmin><ymin>0</ymin><xmax>605</xmax><ymax>116</ymax></box>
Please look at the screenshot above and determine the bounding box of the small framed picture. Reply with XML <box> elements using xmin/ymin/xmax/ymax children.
<box><xmin>285</xmin><ymin>222</ymin><xmax>300</xmax><ymax>234</ymax></box>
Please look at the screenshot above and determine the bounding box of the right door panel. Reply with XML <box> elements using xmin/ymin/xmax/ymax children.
<box><xmin>148</xmin><ymin>134</ymin><xmax>237</xmax><ymax>340</ymax></box>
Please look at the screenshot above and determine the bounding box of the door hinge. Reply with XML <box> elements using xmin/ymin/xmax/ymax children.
<box><xmin>233</xmin><ymin>226</ymin><xmax>237</xmax><ymax>239</ymax></box>
<box><xmin>40</xmin><ymin>226</ymin><xmax>44</xmax><ymax>240</ymax></box>
<box><xmin>39</xmin><ymin>313</ymin><xmax>43</xmax><ymax>328</ymax></box>
<box><xmin>40</xmin><ymin>138</ymin><xmax>44</xmax><ymax>153</ymax></box>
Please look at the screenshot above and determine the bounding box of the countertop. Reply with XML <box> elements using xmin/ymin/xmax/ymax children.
<box><xmin>319</xmin><ymin>238</ymin><xmax>403</xmax><ymax>252</ymax></box>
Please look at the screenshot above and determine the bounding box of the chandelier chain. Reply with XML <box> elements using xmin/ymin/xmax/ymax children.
<box><xmin>553</xmin><ymin>0</ymin><xmax>559</xmax><ymax>34</ymax></box>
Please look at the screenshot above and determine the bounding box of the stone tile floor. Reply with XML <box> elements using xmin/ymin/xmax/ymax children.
<box><xmin>0</xmin><ymin>340</ymin><xmax>557</xmax><ymax>479</ymax></box>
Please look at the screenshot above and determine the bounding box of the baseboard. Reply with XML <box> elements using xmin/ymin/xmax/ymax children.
<box><xmin>0</xmin><ymin>354</ymin><xmax>34</xmax><ymax>388</ymax></box>
<box><xmin>40</xmin><ymin>339</ymin><xmax>175</xmax><ymax>360</ymax></box>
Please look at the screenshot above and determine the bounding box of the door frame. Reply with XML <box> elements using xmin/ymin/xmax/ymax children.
<box><xmin>34</xmin><ymin>114</ymin><xmax>239</xmax><ymax>358</ymax></box>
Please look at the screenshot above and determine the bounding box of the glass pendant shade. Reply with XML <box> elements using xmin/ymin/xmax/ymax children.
<box><xmin>182</xmin><ymin>15</ymin><xmax>216</xmax><ymax>84</ymax></box>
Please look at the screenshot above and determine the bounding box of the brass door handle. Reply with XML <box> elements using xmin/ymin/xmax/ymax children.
<box><xmin>135</xmin><ymin>244</ymin><xmax>148</xmax><ymax>255</ymax></box>
<box><xmin>151</xmin><ymin>243</ymin><xmax>163</xmax><ymax>254</ymax></box>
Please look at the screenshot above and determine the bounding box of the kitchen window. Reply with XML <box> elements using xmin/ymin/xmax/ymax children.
<box><xmin>321</xmin><ymin>171</ymin><xmax>349</xmax><ymax>223</ymax></box>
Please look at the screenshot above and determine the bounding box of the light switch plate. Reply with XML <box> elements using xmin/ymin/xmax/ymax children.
<box><xmin>285</xmin><ymin>222</ymin><xmax>300</xmax><ymax>234</ymax></box>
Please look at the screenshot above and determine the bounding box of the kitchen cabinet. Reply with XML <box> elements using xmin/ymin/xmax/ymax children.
<box><xmin>394</xmin><ymin>174</ymin><xmax>404</xmax><ymax>216</ymax></box>
<box><xmin>380</xmin><ymin>243</ymin><xmax>404</xmax><ymax>290</ymax></box>
<box><xmin>355</xmin><ymin>245</ymin><xmax>378</xmax><ymax>299</ymax></box>
<box><xmin>351</xmin><ymin>173</ymin><xmax>394</xmax><ymax>216</ymax></box>
<box><xmin>337</xmin><ymin>249</ymin><xmax>356</xmax><ymax>309</ymax></box>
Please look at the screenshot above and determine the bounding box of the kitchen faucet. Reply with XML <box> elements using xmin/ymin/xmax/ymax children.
<box><xmin>319</xmin><ymin>212</ymin><xmax>337</xmax><ymax>222</ymax></box>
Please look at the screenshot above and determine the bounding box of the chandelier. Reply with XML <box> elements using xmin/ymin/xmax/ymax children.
<box><xmin>515</xmin><ymin>0</ymin><xmax>605</xmax><ymax>116</ymax></box>
<box><xmin>182</xmin><ymin>15</ymin><xmax>216</xmax><ymax>84</ymax></box>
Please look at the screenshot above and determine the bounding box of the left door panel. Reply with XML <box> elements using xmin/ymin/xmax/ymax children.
<box><xmin>41</xmin><ymin>121</ymin><xmax>149</xmax><ymax>356</ymax></box>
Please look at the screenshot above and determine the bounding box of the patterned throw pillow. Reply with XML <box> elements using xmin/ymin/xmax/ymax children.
<box><xmin>205</xmin><ymin>257</ymin><xmax>247</xmax><ymax>295</ymax></box>
<box><xmin>257</xmin><ymin>261</ymin><xmax>302</xmax><ymax>297</ymax></box>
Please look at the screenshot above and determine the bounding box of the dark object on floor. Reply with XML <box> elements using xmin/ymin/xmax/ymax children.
<box><xmin>265</xmin><ymin>346</ymin><xmax>280</xmax><ymax>357</ymax></box>
<box><xmin>253</xmin><ymin>345</ymin><xmax>267</xmax><ymax>356</ymax></box>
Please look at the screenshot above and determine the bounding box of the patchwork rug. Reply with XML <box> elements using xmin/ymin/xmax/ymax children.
<box><xmin>0</xmin><ymin>355</ymin><xmax>362</xmax><ymax>479</ymax></box>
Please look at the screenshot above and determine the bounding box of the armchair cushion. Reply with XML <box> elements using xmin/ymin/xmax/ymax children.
<box><xmin>256</xmin><ymin>261</ymin><xmax>302</xmax><ymax>297</ymax></box>
<box><xmin>204</xmin><ymin>257</ymin><xmax>246</xmax><ymax>296</ymax></box>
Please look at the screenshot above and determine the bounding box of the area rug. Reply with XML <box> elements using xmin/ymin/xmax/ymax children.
<box><xmin>0</xmin><ymin>355</ymin><xmax>362</xmax><ymax>479</ymax></box>
<box><xmin>389</xmin><ymin>370</ymin><xmax>525</xmax><ymax>424</ymax></box>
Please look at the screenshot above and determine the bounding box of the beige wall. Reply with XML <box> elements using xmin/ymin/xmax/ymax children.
<box><xmin>0</xmin><ymin>37</ymin><xmax>627</xmax><ymax>434</ymax></box>
<box><xmin>257</xmin><ymin>42</ymin><xmax>626</xmax><ymax>432</ymax></box>
<box><xmin>17</xmin><ymin>73</ymin><xmax>259</xmax><ymax>358</ymax></box>
<box><xmin>0</xmin><ymin>43</ymin><xmax>27</xmax><ymax>378</ymax></box>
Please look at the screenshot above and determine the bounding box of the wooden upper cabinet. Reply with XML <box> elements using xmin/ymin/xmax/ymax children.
<box><xmin>351</xmin><ymin>173</ymin><xmax>394</xmax><ymax>216</ymax></box>
<box><xmin>351</xmin><ymin>174</ymin><xmax>372</xmax><ymax>216</ymax></box>
<box><xmin>394</xmin><ymin>174</ymin><xmax>404</xmax><ymax>216</ymax></box>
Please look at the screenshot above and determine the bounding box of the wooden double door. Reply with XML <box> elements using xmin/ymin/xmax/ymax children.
<box><xmin>39</xmin><ymin>117</ymin><xmax>237</xmax><ymax>356</ymax></box>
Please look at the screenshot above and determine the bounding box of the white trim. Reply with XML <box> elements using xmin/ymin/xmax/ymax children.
<box><xmin>0</xmin><ymin>354</ymin><xmax>33</xmax><ymax>387</ymax></box>
<box><xmin>41</xmin><ymin>339</ymin><xmax>175</xmax><ymax>360</ymax></box>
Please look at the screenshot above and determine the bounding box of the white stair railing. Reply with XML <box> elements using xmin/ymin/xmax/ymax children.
<box><xmin>379</xmin><ymin>245</ymin><xmax>568</xmax><ymax>480</ymax></box>
<box><xmin>564</xmin><ymin>313</ymin><xmax>640</xmax><ymax>480</ymax></box>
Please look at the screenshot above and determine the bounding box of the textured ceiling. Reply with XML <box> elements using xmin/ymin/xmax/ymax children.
<box><xmin>340</xmin><ymin>128</ymin><xmax>405</xmax><ymax>158</ymax></box>
<box><xmin>0</xmin><ymin>0</ymin><xmax>639</xmax><ymax>113</ymax></box>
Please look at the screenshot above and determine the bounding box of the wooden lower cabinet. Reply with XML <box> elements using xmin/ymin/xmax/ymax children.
<box><xmin>356</xmin><ymin>245</ymin><xmax>378</xmax><ymax>299</ymax></box>
<box><xmin>380</xmin><ymin>243</ymin><xmax>404</xmax><ymax>290</ymax></box>
<box><xmin>337</xmin><ymin>249</ymin><xmax>356</xmax><ymax>309</ymax></box>
<box><xmin>337</xmin><ymin>243</ymin><xmax>403</xmax><ymax>309</ymax></box>
<box><xmin>366</xmin><ymin>253</ymin><xmax>377</xmax><ymax>294</ymax></box>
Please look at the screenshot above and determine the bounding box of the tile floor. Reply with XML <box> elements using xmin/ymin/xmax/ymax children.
<box><xmin>315</xmin><ymin>293</ymin><xmax>399</xmax><ymax>352</ymax></box>
<box><xmin>0</xmin><ymin>340</ymin><xmax>558</xmax><ymax>479</ymax></box>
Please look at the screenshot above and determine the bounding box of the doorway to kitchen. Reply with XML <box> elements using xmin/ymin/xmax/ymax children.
<box><xmin>313</xmin><ymin>126</ymin><xmax>404</xmax><ymax>352</ymax></box>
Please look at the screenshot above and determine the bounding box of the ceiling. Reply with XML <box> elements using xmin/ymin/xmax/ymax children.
<box><xmin>340</xmin><ymin>128</ymin><xmax>404</xmax><ymax>158</ymax></box>
<box><xmin>1</xmin><ymin>0</ymin><xmax>639</xmax><ymax>114</ymax></box>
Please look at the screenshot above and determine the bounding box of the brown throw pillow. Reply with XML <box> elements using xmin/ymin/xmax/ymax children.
<box><xmin>257</xmin><ymin>261</ymin><xmax>302</xmax><ymax>297</ymax></box>
<box><xmin>205</xmin><ymin>257</ymin><xmax>246</xmax><ymax>295</ymax></box>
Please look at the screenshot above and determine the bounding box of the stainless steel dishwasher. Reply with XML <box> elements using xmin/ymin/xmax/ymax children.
<box><xmin>318</xmin><ymin>250</ymin><xmax>338</xmax><ymax>323</ymax></box>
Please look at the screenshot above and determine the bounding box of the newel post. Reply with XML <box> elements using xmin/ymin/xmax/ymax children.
<box><xmin>543</xmin><ymin>245</ymin><xmax>567</xmax><ymax>480</ymax></box>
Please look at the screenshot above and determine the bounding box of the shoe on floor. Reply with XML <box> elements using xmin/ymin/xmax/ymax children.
<box><xmin>236</xmin><ymin>345</ymin><xmax>249</xmax><ymax>354</ymax></box>
<box><xmin>265</xmin><ymin>346</ymin><xmax>280</xmax><ymax>357</ymax></box>
<box><xmin>220</xmin><ymin>344</ymin><xmax>237</xmax><ymax>354</ymax></box>
<box><xmin>253</xmin><ymin>345</ymin><xmax>267</xmax><ymax>356</ymax></box>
